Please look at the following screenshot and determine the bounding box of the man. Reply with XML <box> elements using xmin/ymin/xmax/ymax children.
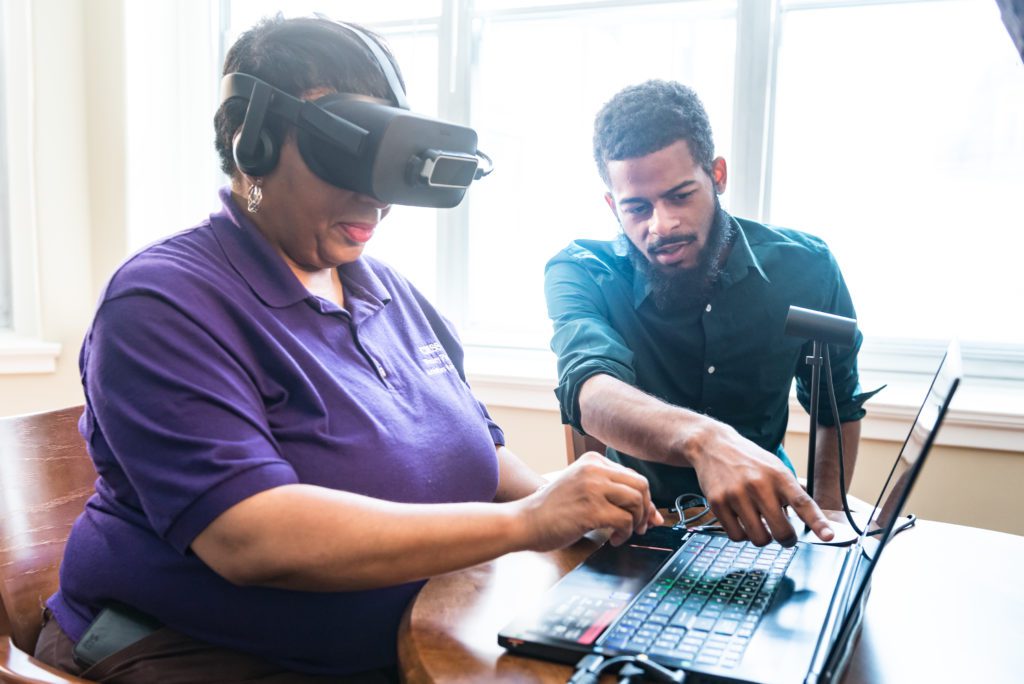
<box><xmin>545</xmin><ymin>80</ymin><xmax>879</xmax><ymax>547</ymax></box>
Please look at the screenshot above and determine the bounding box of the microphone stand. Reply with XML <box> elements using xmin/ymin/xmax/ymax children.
<box><xmin>804</xmin><ymin>340</ymin><xmax>824</xmax><ymax>502</ymax></box>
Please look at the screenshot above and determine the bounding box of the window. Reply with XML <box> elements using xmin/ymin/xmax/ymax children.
<box><xmin>216</xmin><ymin>0</ymin><xmax>1024</xmax><ymax>386</ymax></box>
<box><xmin>0</xmin><ymin>0</ymin><xmax>42</xmax><ymax>343</ymax></box>
<box><xmin>0</xmin><ymin>4</ymin><xmax>11</xmax><ymax>332</ymax></box>
<box><xmin>465</xmin><ymin>0</ymin><xmax>737</xmax><ymax>349</ymax></box>
<box><xmin>767</xmin><ymin>0</ymin><xmax>1024</xmax><ymax>357</ymax></box>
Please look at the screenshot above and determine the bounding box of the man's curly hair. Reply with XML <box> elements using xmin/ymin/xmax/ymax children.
<box><xmin>593</xmin><ymin>80</ymin><xmax>716</xmax><ymax>187</ymax></box>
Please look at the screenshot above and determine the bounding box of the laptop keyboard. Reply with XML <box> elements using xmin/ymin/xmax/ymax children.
<box><xmin>596</xmin><ymin>534</ymin><xmax>796</xmax><ymax>669</ymax></box>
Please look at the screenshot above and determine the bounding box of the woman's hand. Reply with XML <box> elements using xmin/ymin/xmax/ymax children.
<box><xmin>510</xmin><ymin>451</ymin><xmax>663</xmax><ymax>552</ymax></box>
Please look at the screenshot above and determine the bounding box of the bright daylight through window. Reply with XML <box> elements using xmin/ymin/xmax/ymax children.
<box><xmin>222</xmin><ymin>0</ymin><xmax>1024</xmax><ymax>380</ymax></box>
<box><xmin>0</xmin><ymin>9</ymin><xmax>13</xmax><ymax>332</ymax></box>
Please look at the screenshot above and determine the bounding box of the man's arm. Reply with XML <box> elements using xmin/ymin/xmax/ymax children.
<box><xmin>579</xmin><ymin>373</ymin><xmax>834</xmax><ymax>547</ymax></box>
<box><xmin>811</xmin><ymin>421</ymin><xmax>861</xmax><ymax>511</ymax></box>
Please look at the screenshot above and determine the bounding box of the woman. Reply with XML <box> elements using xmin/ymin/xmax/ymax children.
<box><xmin>35</xmin><ymin>15</ymin><xmax>661</xmax><ymax>683</ymax></box>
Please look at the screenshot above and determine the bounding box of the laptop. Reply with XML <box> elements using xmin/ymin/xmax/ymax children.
<box><xmin>499</xmin><ymin>339</ymin><xmax>962</xmax><ymax>684</ymax></box>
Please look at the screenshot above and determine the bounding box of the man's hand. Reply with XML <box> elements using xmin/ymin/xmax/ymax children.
<box><xmin>576</xmin><ymin>374</ymin><xmax>833</xmax><ymax>548</ymax></box>
<box><xmin>511</xmin><ymin>452</ymin><xmax>664</xmax><ymax>551</ymax></box>
<box><xmin>687</xmin><ymin>423</ymin><xmax>834</xmax><ymax>547</ymax></box>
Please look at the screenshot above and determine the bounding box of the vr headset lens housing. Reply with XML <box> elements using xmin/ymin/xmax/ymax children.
<box><xmin>297</xmin><ymin>94</ymin><xmax>481</xmax><ymax>209</ymax></box>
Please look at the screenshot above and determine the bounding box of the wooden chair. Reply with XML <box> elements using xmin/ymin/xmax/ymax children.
<box><xmin>0</xmin><ymin>406</ymin><xmax>97</xmax><ymax>683</ymax></box>
<box><xmin>563</xmin><ymin>425</ymin><xmax>607</xmax><ymax>465</ymax></box>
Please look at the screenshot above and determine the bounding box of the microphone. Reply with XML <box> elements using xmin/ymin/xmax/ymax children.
<box><xmin>784</xmin><ymin>306</ymin><xmax>857</xmax><ymax>348</ymax></box>
<box><xmin>783</xmin><ymin>305</ymin><xmax>857</xmax><ymax>505</ymax></box>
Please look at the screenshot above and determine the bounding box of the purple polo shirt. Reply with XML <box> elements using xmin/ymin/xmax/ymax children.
<box><xmin>46</xmin><ymin>188</ymin><xmax>502</xmax><ymax>676</ymax></box>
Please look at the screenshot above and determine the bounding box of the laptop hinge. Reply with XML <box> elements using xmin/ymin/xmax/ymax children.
<box><xmin>806</xmin><ymin>544</ymin><xmax>862</xmax><ymax>682</ymax></box>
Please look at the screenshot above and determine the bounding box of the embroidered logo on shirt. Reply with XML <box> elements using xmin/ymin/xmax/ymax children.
<box><xmin>418</xmin><ymin>342</ymin><xmax>455</xmax><ymax>376</ymax></box>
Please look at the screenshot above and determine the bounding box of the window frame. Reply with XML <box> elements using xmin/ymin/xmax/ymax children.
<box><xmin>0</xmin><ymin>0</ymin><xmax>60</xmax><ymax>374</ymax></box>
<box><xmin>425</xmin><ymin>0</ymin><xmax>1024</xmax><ymax>388</ymax></box>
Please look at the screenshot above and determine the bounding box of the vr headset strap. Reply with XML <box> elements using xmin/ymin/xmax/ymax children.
<box><xmin>222</xmin><ymin>73</ymin><xmax>369</xmax><ymax>155</ymax></box>
<box><xmin>235</xmin><ymin>79</ymin><xmax>272</xmax><ymax>163</ymax></box>
<box><xmin>335</xmin><ymin>22</ymin><xmax>410</xmax><ymax>111</ymax></box>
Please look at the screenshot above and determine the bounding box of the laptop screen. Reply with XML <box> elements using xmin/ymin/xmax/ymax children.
<box><xmin>819</xmin><ymin>339</ymin><xmax>962</xmax><ymax>678</ymax></box>
<box><xmin>864</xmin><ymin>338</ymin><xmax>962</xmax><ymax>552</ymax></box>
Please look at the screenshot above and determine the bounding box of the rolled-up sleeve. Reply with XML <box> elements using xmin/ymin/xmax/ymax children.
<box><xmin>795</xmin><ymin>251</ymin><xmax>883</xmax><ymax>425</ymax></box>
<box><xmin>545</xmin><ymin>258</ymin><xmax>636</xmax><ymax>433</ymax></box>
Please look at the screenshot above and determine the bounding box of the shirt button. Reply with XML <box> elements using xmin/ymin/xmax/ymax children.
<box><xmin>377</xmin><ymin>364</ymin><xmax>387</xmax><ymax>379</ymax></box>
<box><xmin>707</xmin><ymin>365</ymin><xmax>716</xmax><ymax>374</ymax></box>
<box><xmin>705</xmin><ymin>304</ymin><xmax>712</xmax><ymax>312</ymax></box>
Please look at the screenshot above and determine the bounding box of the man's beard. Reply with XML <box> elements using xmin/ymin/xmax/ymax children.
<box><xmin>626</xmin><ymin>197</ymin><xmax>735</xmax><ymax>312</ymax></box>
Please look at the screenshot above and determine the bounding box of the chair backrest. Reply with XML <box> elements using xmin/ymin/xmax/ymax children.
<box><xmin>0</xmin><ymin>406</ymin><xmax>95</xmax><ymax>653</ymax></box>
<box><xmin>563</xmin><ymin>426</ymin><xmax>607</xmax><ymax>466</ymax></box>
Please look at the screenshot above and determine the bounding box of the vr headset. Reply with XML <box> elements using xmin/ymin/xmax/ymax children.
<box><xmin>220</xmin><ymin>22</ymin><xmax>491</xmax><ymax>209</ymax></box>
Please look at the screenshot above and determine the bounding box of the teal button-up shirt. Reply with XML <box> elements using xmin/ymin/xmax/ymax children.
<box><xmin>545</xmin><ymin>213</ymin><xmax>878</xmax><ymax>506</ymax></box>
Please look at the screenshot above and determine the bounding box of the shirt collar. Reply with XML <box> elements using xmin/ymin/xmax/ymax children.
<box><xmin>623</xmin><ymin>237</ymin><xmax>652</xmax><ymax>310</ymax></box>
<box><xmin>338</xmin><ymin>258</ymin><xmax>392</xmax><ymax>324</ymax></box>
<box><xmin>211</xmin><ymin>187</ymin><xmax>391</xmax><ymax>313</ymax></box>
<box><xmin>718</xmin><ymin>213</ymin><xmax>771</xmax><ymax>289</ymax></box>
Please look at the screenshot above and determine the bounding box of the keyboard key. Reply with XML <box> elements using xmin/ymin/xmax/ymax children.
<box><xmin>601</xmin><ymin>636</ymin><xmax>629</xmax><ymax>649</ymax></box>
<box><xmin>691</xmin><ymin>617</ymin><xmax>717</xmax><ymax>632</ymax></box>
<box><xmin>649</xmin><ymin>646</ymin><xmax>690</xmax><ymax>660</ymax></box>
<box><xmin>655</xmin><ymin>601</ymin><xmax>681</xmax><ymax>616</ymax></box>
<box><xmin>715</xmin><ymin>619</ymin><xmax>739</xmax><ymax>635</ymax></box>
<box><xmin>670</xmin><ymin>608</ymin><xmax>696</xmax><ymax>627</ymax></box>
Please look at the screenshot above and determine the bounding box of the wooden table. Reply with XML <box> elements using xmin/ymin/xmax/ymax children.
<box><xmin>398</xmin><ymin>520</ymin><xmax>1024</xmax><ymax>683</ymax></box>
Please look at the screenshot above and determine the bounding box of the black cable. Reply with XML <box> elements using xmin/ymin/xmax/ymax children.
<box><xmin>617</xmin><ymin>662</ymin><xmax>646</xmax><ymax>684</ymax></box>
<box><xmin>567</xmin><ymin>654</ymin><xmax>686</xmax><ymax>684</ymax></box>
<box><xmin>822</xmin><ymin>346</ymin><xmax>865</xmax><ymax>535</ymax></box>
<box><xmin>673</xmin><ymin>493</ymin><xmax>717</xmax><ymax>527</ymax></box>
<box><xmin>567</xmin><ymin>654</ymin><xmax>607</xmax><ymax>684</ymax></box>
<box><xmin>822</xmin><ymin>347</ymin><xmax>917</xmax><ymax>545</ymax></box>
<box><xmin>474</xmin><ymin>150</ymin><xmax>494</xmax><ymax>178</ymax></box>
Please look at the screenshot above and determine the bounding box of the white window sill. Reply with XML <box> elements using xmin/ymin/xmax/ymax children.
<box><xmin>0</xmin><ymin>337</ymin><xmax>62</xmax><ymax>374</ymax></box>
<box><xmin>464</xmin><ymin>346</ymin><xmax>1024</xmax><ymax>453</ymax></box>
